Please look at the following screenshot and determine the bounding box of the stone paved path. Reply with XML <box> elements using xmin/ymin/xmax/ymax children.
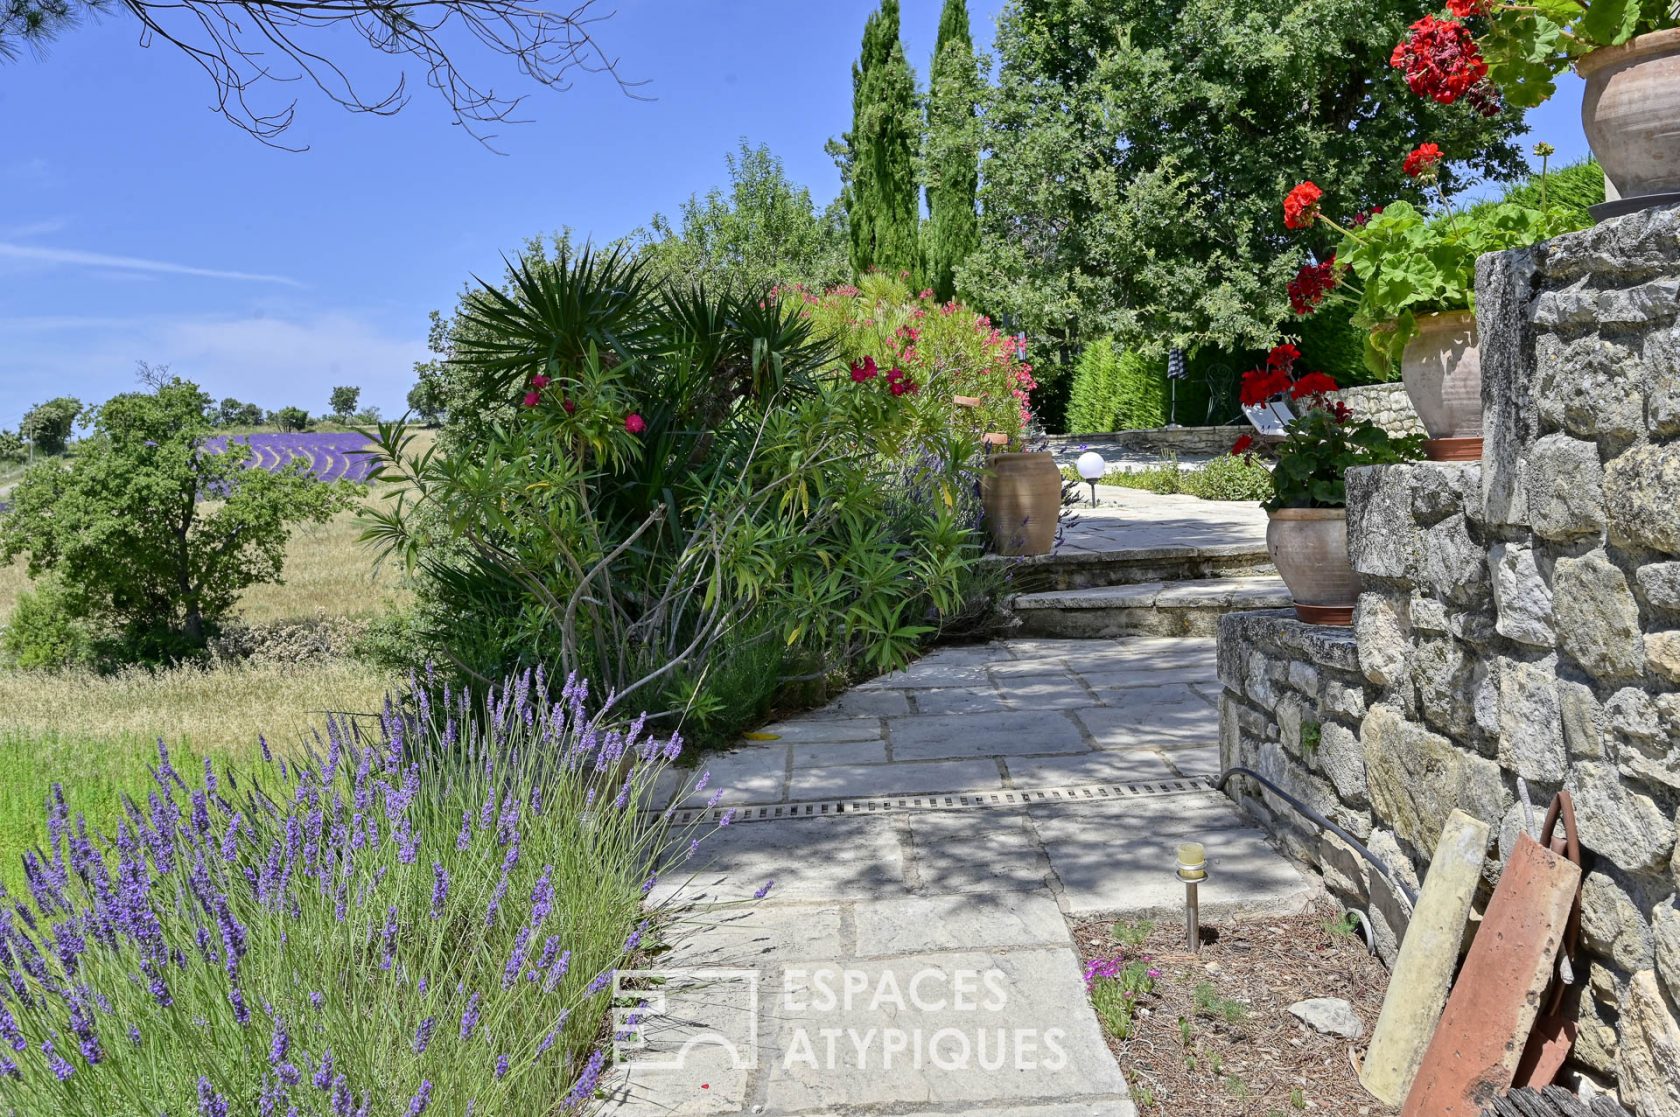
<box><xmin>604</xmin><ymin>636</ymin><xmax>1313</xmax><ymax>1117</ymax></box>
<box><xmin>1056</xmin><ymin>487</ymin><xmax>1270</xmax><ymax>557</ymax></box>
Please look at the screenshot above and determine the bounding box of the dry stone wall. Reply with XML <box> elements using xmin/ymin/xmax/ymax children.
<box><xmin>1217</xmin><ymin>205</ymin><xmax>1680</xmax><ymax>1113</ymax></box>
<box><xmin>1329</xmin><ymin>381</ymin><xmax>1426</xmax><ymax>438</ymax></box>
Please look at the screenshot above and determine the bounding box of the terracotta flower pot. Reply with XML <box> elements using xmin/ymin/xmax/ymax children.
<box><xmin>1400</xmin><ymin>309</ymin><xmax>1482</xmax><ymax>462</ymax></box>
<box><xmin>981</xmin><ymin>451</ymin><xmax>1062</xmax><ymax>556</ymax></box>
<box><xmin>1579</xmin><ymin>29</ymin><xmax>1680</xmax><ymax>212</ymax></box>
<box><xmin>1266</xmin><ymin>507</ymin><xmax>1359</xmax><ymax>626</ymax></box>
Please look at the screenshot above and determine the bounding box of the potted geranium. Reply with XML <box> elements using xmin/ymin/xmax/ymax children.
<box><xmin>1234</xmin><ymin>345</ymin><xmax>1426</xmax><ymax>624</ymax></box>
<box><xmin>1280</xmin><ymin>144</ymin><xmax>1584</xmax><ymax>459</ymax></box>
<box><xmin>1390</xmin><ymin>1</ymin><xmax>1680</xmax><ymax>213</ymax></box>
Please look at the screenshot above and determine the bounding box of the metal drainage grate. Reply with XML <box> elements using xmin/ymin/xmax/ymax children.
<box><xmin>657</xmin><ymin>776</ymin><xmax>1216</xmax><ymax>826</ymax></box>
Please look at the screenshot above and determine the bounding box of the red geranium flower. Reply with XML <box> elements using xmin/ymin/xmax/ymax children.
<box><xmin>1267</xmin><ymin>343</ymin><xmax>1301</xmax><ymax>372</ymax></box>
<box><xmin>1403</xmin><ymin>142</ymin><xmax>1443</xmax><ymax>178</ymax></box>
<box><xmin>522</xmin><ymin>391</ymin><xmax>541</xmax><ymax>408</ymax></box>
<box><xmin>625</xmin><ymin>413</ymin><xmax>647</xmax><ymax>435</ymax></box>
<box><xmin>1231</xmin><ymin>434</ymin><xmax>1256</xmax><ymax>456</ymax></box>
<box><xmin>1445</xmin><ymin>0</ymin><xmax>1485</xmax><ymax>16</ymax></box>
<box><xmin>1283</xmin><ymin>182</ymin><xmax>1324</xmax><ymax>230</ymax></box>
<box><xmin>1331</xmin><ymin>401</ymin><xmax>1354</xmax><ymax>423</ymax></box>
<box><xmin>1287</xmin><ymin>255</ymin><xmax>1340</xmax><ymax>316</ymax></box>
<box><xmin>1391</xmin><ymin>15</ymin><xmax>1487</xmax><ymax>105</ymax></box>
<box><xmin>1289</xmin><ymin>371</ymin><xmax>1341</xmax><ymax>399</ymax></box>
<box><xmin>1239</xmin><ymin>367</ymin><xmax>1291</xmax><ymax>407</ymax></box>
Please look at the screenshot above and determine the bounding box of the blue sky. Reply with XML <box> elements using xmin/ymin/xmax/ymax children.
<box><xmin>0</xmin><ymin>1</ymin><xmax>1586</xmax><ymax>426</ymax></box>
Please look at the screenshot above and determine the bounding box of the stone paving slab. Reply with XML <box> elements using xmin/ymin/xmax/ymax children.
<box><xmin>906</xmin><ymin>809</ymin><xmax>1053</xmax><ymax>895</ymax></box>
<box><xmin>852</xmin><ymin>891</ymin><xmax>1071</xmax><ymax>956</ymax></box>
<box><xmin>653</xmin><ymin>815</ymin><xmax>908</xmax><ymax>906</ymax></box>
<box><xmin>786</xmin><ymin>738</ymin><xmax>892</xmax><ymax>768</ymax></box>
<box><xmin>910</xmin><ymin>684</ymin><xmax>1015</xmax><ymax>715</ymax></box>
<box><xmin>1005</xmin><ymin>751</ymin><xmax>1180</xmax><ymax>788</ymax></box>
<box><xmin>1075</xmin><ymin>685</ymin><xmax>1218</xmax><ymax>748</ymax></box>
<box><xmin>890</xmin><ymin>710</ymin><xmax>1090</xmax><ymax>760</ymax></box>
<box><xmin>788</xmin><ymin>758</ymin><xmax>1005</xmax><ymax>801</ymax></box>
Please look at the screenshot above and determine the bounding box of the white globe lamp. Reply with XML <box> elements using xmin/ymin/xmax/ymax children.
<box><xmin>1075</xmin><ymin>450</ymin><xmax>1106</xmax><ymax>507</ymax></box>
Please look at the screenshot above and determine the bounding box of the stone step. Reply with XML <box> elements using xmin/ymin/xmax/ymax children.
<box><xmin>987</xmin><ymin>542</ymin><xmax>1275</xmax><ymax>592</ymax></box>
<box><xmin>1009</xmin><ymin>575</ymin><xmax>1292</xmax><ymax>638</ymax></box>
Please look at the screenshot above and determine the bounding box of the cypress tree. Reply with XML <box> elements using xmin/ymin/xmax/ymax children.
<box><xmin>923</xmin><ymin>0</ymin><xmax>980</xmax><ymax>301</ymax></box>
<box><xmin>843</xmin><ymin>0</ymin><xmax>921</xmax><ymax>281</ymax></box>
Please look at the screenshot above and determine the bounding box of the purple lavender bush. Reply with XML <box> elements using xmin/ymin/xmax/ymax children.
<box><xmin>0</xmin><ymin>668</ymin><xmax>714</xmax><ymax>1115</ymax></box>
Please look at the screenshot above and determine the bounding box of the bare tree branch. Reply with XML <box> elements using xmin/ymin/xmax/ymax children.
<box><xmin>3</xmin><ymin>0</ymin><xmax>646</xmax><ymax>148</ymax></box>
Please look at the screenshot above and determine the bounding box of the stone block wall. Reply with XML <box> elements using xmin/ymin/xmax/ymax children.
<box><xmin>1055</xmin><ymin>425</ymin><xmax>1248</xmax><ymax>456</ymax></box>
<box><xmin>1329</xmin><ymin>381</ymin><xmax>1426</xmax><ymax>438</ymax></box>
<box><xmin>1217</xmin><ymin>205</ymin><xmax>1680</xmax><ymax>1113</ymax></box>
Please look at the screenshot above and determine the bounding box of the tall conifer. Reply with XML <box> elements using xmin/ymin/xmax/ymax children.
<box><xmin>842</xmin><ymin>0</ymin><xmax>921</xmax><ymax>280</ymax></box>
<box><xmin>923</xmin><ymin>0</ymin><xmax>980</xmax><ymax>301</ymax></box>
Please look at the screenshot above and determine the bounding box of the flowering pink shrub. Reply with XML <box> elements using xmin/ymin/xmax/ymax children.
<box><xmin>788</xmin><ymin>275</ymin><xmax>1036</xmax><ymax>450</ymax></box>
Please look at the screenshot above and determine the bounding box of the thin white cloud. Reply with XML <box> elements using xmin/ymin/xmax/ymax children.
<box><xmin>0</xmin><ymin>310</ymin><xmax>426</xmax><ymax>421</ymax></box>
<box><xmin>0</xmin><ymin>242</ymin><xmax>303</xmax><ymax>287</ymax></box>
<box><xmin>0</xmin><ymin>219</ymin><xmax>69</xmax><ymax>239</ymax></box>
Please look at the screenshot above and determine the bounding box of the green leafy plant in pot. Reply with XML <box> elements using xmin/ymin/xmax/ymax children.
<box><xmin>1391</xmin><ymin>0</ymin><xmax>1680</xmax><ymax>213</ymax></box>
<box><xmin>1234</xmin><ymin>345</ymin><xmax>1426</xmax><ymax>624</ymax></box>
<box><xmin>1281</xmin><ymin>145</ymin><xmax>1582</xmax><ymax>460</ymax></box>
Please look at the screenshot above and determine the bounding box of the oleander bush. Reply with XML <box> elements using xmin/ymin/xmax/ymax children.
<box><xmin>365</xmin><ymin>248</ymin><xmax>1010</xmax><ymax>748</ymax></box>
<box><xmin>0</xmin><ymin>671</ymin><xmax>720</xmax><ymax>1116</ymax></box>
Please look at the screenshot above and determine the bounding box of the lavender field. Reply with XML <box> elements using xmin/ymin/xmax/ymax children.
<box><xmin>204</xmin><ymin>431</ymin><xmax>381</xmax><ymax>483</ymax></box>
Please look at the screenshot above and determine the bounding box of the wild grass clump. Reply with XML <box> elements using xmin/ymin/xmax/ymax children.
<box><xmin>0</xmin><ymin>669</ymin><xmax>717</xmax><ymax>1116</ymax></box>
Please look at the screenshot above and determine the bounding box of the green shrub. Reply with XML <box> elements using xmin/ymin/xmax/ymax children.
<box><xmin>0</xmin><ymin>429</ymin><xmax>24</xmax><ymax>463</ymax></box>
<box><xmin>366</xmin><ymin>248</ymin><xmax>996</xmax><ymax>749</ymax></box>
<box><xmin>0</xmin><ymin>575</ymin><xmax>99</xmax><ymax>670</ymax></box>
<box><xmin>1179</xmin><ymin>453</ymin><xmax>1273</xmax><ymax>501</ymax></box>
<box><xmin>19</xmin><ymin>396</ymin><xmax>81</xmax><ymax>456</ymax></box>
<box><xmin>1066</xmin><ymin>338</ymin><xmax>1167</xmax><ymax>432</ymax></box>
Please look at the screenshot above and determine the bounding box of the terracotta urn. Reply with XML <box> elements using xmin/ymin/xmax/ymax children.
<box><xmin>1266</xmin><ymin>507</ymin><xmax>1359</xmax><ymax>626</ymax></box>
<box><xmin>1579</xmin><ymin>29</ymin><xmax>1680</xmax><ymax>208</ymax></box>
<box><xmin>1400</xmin><ymin>309</ymin><xmax>1482</xmax><ymax>462</ymax></box>
<box><xmin>980</xmin><ymin>451</ymin><xmax>1062</xmax><ymax>556</ymax></box>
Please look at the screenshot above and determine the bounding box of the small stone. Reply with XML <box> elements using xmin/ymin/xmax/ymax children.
<box><xmin>1489</xmin><ymin>543</ymin><xmax>1556</xmax><ymax>648</ymax></box>
<box><xmin>1647</xmin><ymin>325</ymin><xmax>1680</xmax><ymax>437</ymax></box>
<box><xmin>1558</xmin><ymin>678</ymin><xmax>1604</xmax><ymax>758</ymax></box>
<box><xmin>1355</xmin><ymin>593</ymin><xmax>1410</xmax><ymax>687</ymax></box>
<box><xmin>1318</xmin><ymin>721</ymin><xmax>1368</xmax><ymax>805</ymax></box>
<box><xmin>1617</xmin><ymin>971</ymin><xmax>1680</xmax><ymax>1117</ymax></box>
<box><xmin>1323</xmin><ymin>676</ymin><xmax>1367</xmax><ymax>721</ymax></box>
<box><xmin>1606</xmin><ymin>443</ymin><xmax>1680</xmax><ymax>556</ymax></box>
<box><xmin>1204</xmin><ymin>962</ymin><xmax>1222</xmax><ymax>976</ymax></box>
<box><xmin>1496</xmin><ymin>654</ymin><xmax>1565</xmax><ymax>782</ymax></box>
<box><xmin>1606</xmin><ymin>687</ymin><xmax>1680</xmax><ymax>793</ymax></box>
<box><xmin>1572</xmin><ymin>761</ymin><xmax>1676</xmax><ymax>873</ymax></box>
<box><xmin>1422</xmin><ymin>514</ymin><xmax>1487</xmax><ymax>605</ymax></box>
<box><xmin>1287</xmin><ymin>660</ymin><xmax>1321</xmax><ymax>699</ymax></box>
<box><xmin>1647</xmin><ymin>631</ymin><xmax>1680</xmax><ymax>685</ymax></box>
<box><xmin>1639</xmin><ymin>562</ymin><xmax>1680</xmax><ymax>610</ymax></box>
<box><xmin>1525</xmin><ymin>433</ymin><xmax>1607</xmax><ymax>541</ymax></box>
<box><xmin>1347</xmin><ymin>467</ymin><xmax>1421</xmax><ymax>580</ymax></box>
<box><xmin>1363</xmin><ymin>704</ymin><xmax>1507</xmax><ymax>850</ymax></box>
<box><xmin>1579</xmin><ymin>869</ymin><xmax>1654</xmax><ymax>972</ymax></box>
<box><xmin>1409</xmin><ymin>596</ymin><xmax>1450</xmax><ymax>634</ymax></box>
<box><xmin>1289</xmin><ymin>997</ymin><xmax>1364</xmax><ymax>1040</ymax></box>
<box><xmin>1535</xmin><ymin>332</ymin><xmax>1645</xmax><ymax>440</ymax></box>
<box><xmin>1653</xmin><ymin>899</ymin><xmax>1680</xmax><ymax>1006</ymax></box>
<box><xmin>1553</xmin><ymin>551</ymin><xmax>1646</xmax><ymax>682</ymax></box>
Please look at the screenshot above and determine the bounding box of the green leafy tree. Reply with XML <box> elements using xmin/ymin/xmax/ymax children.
<box><xmin>635</xmin><ymin>141</ymin><xmax>851</xmax><ymax>293</ymax></box>
<box><xmin>0</xmin><ymin>378</ymin><xmax>357</xmax><ymax>662</ymax></box>
<box><xmin>963</xmin><ymin>0</ymin><xmax>1529</xmax><ymax>362</ymax></box>
<box><xmin>923</xmin><ymin>0</ymin><xmax>981</xmax><ymax>302</ymax></box>
<box><xmin>0</xmin><ymin>429</ymin><xmax>23</xmax><ymax>463</ymax></box>
<box><xmin>328</xmin><ymin>385</ymin><xmax>361</xmax><ymax>421</ymax></box>
<box><xmin>216</xmin><ymin>398</ymin><xmax>265</xmax><ymax>427</ymax></box>
<box><xmin>270</xmin><ymin>406</ymin><xmax>310</xmax><ymax>431</ymax></box>
<box><xmin>839</xmin><ymin>0</ymin><xmax>922</xmax><ymax>280</ymax></box>
<box><xmin>19</xmin><ymin>396</ymin><xmax>81</xmax><ymax>456</ymax></box>
<box><xmin>407</xmin><ymin>373</ymin><xmax>448</xmax><ymax>426</ymax></box>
